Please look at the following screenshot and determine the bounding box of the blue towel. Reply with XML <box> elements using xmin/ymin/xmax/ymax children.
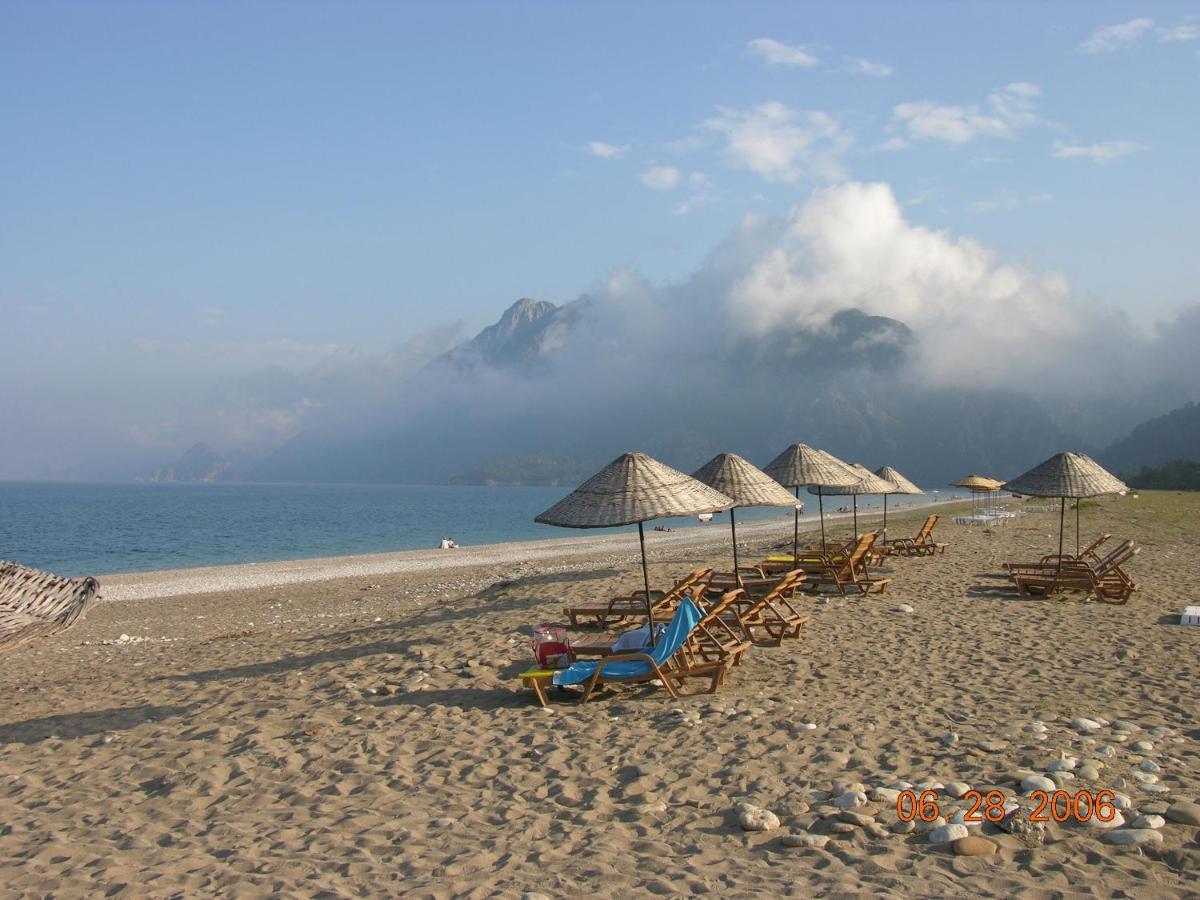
<box><xmin>553</xmin><ymin>595</ymin><xmax>702</xmax><ymax>687</ymax></box>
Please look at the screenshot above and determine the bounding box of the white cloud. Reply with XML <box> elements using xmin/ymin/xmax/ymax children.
<box><xmin>1050</xmin><ymin>139</ymin><xmax>1148</xmax><ymax>163</ymax></box>
<box><xmin>586</xmin><ymin>141</ymin><xmax>629</xmax><ymax>159</ymax></box>
<box><xmin>1158</xmin><ymin>22</ymin><xmax>1199</xmax><ymax>43</ymax></box>
<box><xmin>702</xmin><ymin>102</ymin><xmax>849</xmax><ymax>183</ymax></box>
<box><xmin>727</xmin><ymin>181</ymin><xmax>1077</xmax><ymax>386</ymax></box>
<box><xmin>846</xmin><ymin>56</ymin><xmax>894</xmax><ymax>77</ymax></box>
<box><xmin>747</xmin><ymin>37</ymin><xmax>818</xmax><ymax>67</ymax></box>
<box><xmin>1079</xmin><ymin>17</ymin><xmax>1155</xmax><ymax>53</ymax></box>
<box><xmin>639</xmin><ymin>165</ymin><xmax>681</xmax><ymax>190</ymax></box>
<box><xmin>893</xmin><ymin>82</ymin><xmax>1041</xmax><ymax>144</ymax></box>
<box><xmin>1079</xmin><ymin>17</ymin><xmax>1199</xmax><ymax>51</ymax></box>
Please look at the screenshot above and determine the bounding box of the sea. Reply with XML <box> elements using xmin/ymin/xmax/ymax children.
<box><xmin>0</xmin><ymin>481</ymin><xmax>939</xmax><ymax>577</ymax></box>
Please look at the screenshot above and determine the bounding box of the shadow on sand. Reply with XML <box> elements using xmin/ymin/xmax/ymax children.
<box><xmin>0</xmin><ymin>703</ymin><xmax>197</xmax><ymax>745</ymax></box>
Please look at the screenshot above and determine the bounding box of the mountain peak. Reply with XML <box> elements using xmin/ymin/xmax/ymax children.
<box><xmin>441</xmin><ymin>298</ymin><xmax>567</xmax><ymax>372</ymax></box>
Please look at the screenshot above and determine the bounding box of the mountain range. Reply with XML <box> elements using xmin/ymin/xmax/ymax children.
<box><xmin>147</xmin><ymin>296</ymin><xmax>1197</xmax><ymax>488</ymax></box>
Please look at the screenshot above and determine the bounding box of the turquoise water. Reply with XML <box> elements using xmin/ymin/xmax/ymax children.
<box><xmin>0</xmin><ymin>481</ymin><xmax>941</xmax><ymax>576</ymax></box>
<box><xmin>0</xmin><ymin>482</ymin><xmax>771</xmax><ymax>576</ymax></box>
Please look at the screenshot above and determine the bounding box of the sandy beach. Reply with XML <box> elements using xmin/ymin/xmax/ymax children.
<box><xmin>2</xmin><ymin>493</ymin><xmax>1199</xmax><ymax>897</ymax></box>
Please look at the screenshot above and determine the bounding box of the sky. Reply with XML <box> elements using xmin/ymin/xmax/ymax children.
<box><xmin>2</xmin><ymin>1</ymin><xmax>1199</xmax><ymax>477</ymax></box>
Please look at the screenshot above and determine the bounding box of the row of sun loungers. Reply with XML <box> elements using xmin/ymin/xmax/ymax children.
<box><xmin>526</xmin><ymin>519</ymin><xmax>955</xmax><ymax>705</ymax></box>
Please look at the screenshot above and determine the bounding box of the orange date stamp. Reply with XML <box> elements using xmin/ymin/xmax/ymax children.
<box><xmin>896</xmin><ymin>789</ymin><xmax>1119</xmax><ymax>824</ymax></box>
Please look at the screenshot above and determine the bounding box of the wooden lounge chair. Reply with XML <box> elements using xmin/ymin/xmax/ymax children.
<box><xmin>1</xmin><ymin>561</ymin><xmax>100</xmax><ymax>653</ymax></box>
<box><xmin>718</xmin><ymin>572</ymin><xmax>810</xmax><ymax>645</ymax></box>
<box><xmin>572</xmin><ymin>588</ymin><xmax>753</xmax><ymax>669</ymax></box>
<box><xmin>1002</xmin><ymin>533</ymin><xmax>1113</xmax><ymax>574</ymax></box>
<box><xmin>1011</xmin><ymin>541</ymin><xmax>1139</xmax><ymax>604</ymax></box>
<box><xmin>562</xmin><ymin>567</ymin><xmax>712</xmax><ymax>627</ymax></box>
<box><xmin>798</xmin><ymin>533</ymin><xmax>891</xmax><ymax>595</ymax></box>
<box><xmin>521</xmin><ymin>597</ymin><xmax>727</xmax><ymax>705</ymax></box>
<box><xmin>882</xmin><ymin>515</ymin><xmax>945</xmax><ymax>557</ymax></box>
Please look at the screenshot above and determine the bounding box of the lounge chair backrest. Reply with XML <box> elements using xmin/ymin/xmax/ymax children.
<box><xmin>914</xmin><ymin>515</ymin><xmax>937</xmax><ymax>543</ymax></box>
<box><xmin>762</xmin><ymin>569</ymin><xmax>804</xmax><ymax>601</ymax></box>
<box><xmin>1082</xmin><ymin>533</ymin><xmax>1112</xmax><ymax>558</ymax></box>
<box><xmin>551</xmin><ymin>596</ymin><xmax>702</xmax><ymax>687</ymax></box>
<box><xmin>840</xmin><ymin>533</ymin><xmax>877</xmax><ymax>575</ymax></box>
<box><xmin>1094</xmin><ymin>542</ymin><xmax>1138</xmax><ymax>577</ymax></box>
<box><xmin>1091</xmin><ymin>539</ymin><xmax>1134</xmax><ymax>574</ymax></box>
<box><xmin>648</xmin><ymin>596</ymin><xmax>703</xmax><ymax>665</ymax></box>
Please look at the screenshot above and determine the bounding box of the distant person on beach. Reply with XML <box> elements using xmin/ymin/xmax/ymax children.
<box><xmin>439</xmin><ymin>537</ymin><xmax>459</xmax><ymax>549</ymax></box>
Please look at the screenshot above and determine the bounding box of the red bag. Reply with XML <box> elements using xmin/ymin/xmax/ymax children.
<box><xmin>531</xmin><ymin>623</ymin><xmax>574</xmax><ymax>668</ymax></box>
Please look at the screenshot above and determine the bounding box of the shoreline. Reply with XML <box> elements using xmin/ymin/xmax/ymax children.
<box><xmin>99</xmin><ymin>496</ymin><xmax>969</xmax><ymax>601</ymax></box>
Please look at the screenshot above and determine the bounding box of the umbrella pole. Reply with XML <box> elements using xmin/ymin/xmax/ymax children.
<box><xmin>638</xmin><ymin>521</ymin><xmax>654</xmax><ymax>648</ymax></box>
<box><xmin>853</xmin><ymin>496</ymin><xmax>858</xmax><ymax>538</ymax></box>
<box><xmin>730</xmin><ymin>508</ymin><xmax>740</xmax><ymax>585</ymax></box>
<box><xmin>1076</xmin><ymin>501</ymin><xmax>1081</xmax><ymax>557</ymax></box>
<box><xmin>819</xmin><ymin>492</ymin><xmax>827</xmax><ymax>555</ymax></box>
<box><xmin>793</xmin><ymin>487</ymin><xmax>800</xmax><ymax>563</ymax></box>
<box><xmin>883</xmin><ymin>494</ymin><xmax>888</xmax><ymax>534</ymax></box>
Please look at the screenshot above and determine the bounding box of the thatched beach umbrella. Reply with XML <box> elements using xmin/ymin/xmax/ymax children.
<box><xmin>763</xmin><ymin>444</ymin><xmax>859</xmax><ymax>557</ymax></box>
<box><xmin>809</xmin><ymin>463</ymin><xmax>895</xmax><ymax>539</ymax></box>
<box><xmin>874</xmin><ymin>465</ymin><xmax>924</xmax><ymax>533</ymax></box>
<box><xmin>1003</xmin><ymin>451</ymin><xmax>1127</xmax><ymax>560</ymax></box>
<box><xmin>692</xmin><ymin>453</ymin><xmax>798</xmax><ymax>581</ymax></box>
<box><xmin>536</xmin><ymin>452</ymin><xmax>733</xmax><ymax>644</ymax></box>
<box><xmin>952</xmin><ymin>474</ymin><xmax>1005</xmax><ymax>516</ymax></box>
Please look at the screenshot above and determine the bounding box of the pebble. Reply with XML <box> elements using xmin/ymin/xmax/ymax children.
<box><xmin>1141</xmin><ymin>784</ymin><xmax>1170</xmax><ymax>795</ymax></box>
<box><xmin>871</xmin><ymin>787</ymin><xmax>901</xmax><ymax>803</ymax></box>
<box><xmin>929</xmin><ymin>824</ymin><xmax>970</xmax><ymax>844</ymax></box>
<box><xmin>1112</xmin><ymin>721</ymin><xmax>1138</xmax><ymax>732</ymax></box>
<box><xmin>892</xmin><ymin>820</ymin><xmax>916</xmax><ymax>834</ymax></box>
<box><xmin>1140</xmin><ymin>759</ymin><xmax>1161</xmax><ymax>773</ymax></box>
<box><xmin>781</xmin><ymin>833</ymin><xmax>828</xmax><ymax>849</ymax></box>
<box><xmin>838</xmin><ymin>810</ymin><xmax>875</xmax><ymax>827</ymax></box>
<box><xmin>1149</xmin><ymin>727</ymin><xmax>1173</xmax><ymax>738</ymax></box>
<box><xmin>895</xmin><ymin>603</ymin><xmax>914</xmax><ymax>613</ymax></box>
<box><xmin>1131</xmin><ymin>770</ymin><xmax>1159</xmax><ymax>784</ymax></box>
<box><xmin>802</xmin><ymin>723</ymin><xmax>818</xmax><ymax>731</ymax></box>
<box><xmin>522</xmin><ymin>893</ymin><xmax>553</xmax><ymax>900</ymax></box>
<box><xmin>1078</xmin><ymin>765</ymin><xmax>1101</xmax><ymax>781</ymax></box>
<box><xmin>866</xmin><ymin>822</ymin><xmax>890</xmax><ymax>839</ymax></box>
<box><xmin>942</xmin><ymin>732</ymin><xmax>959</xmax><ymax>747</ymax></box>
<box><xmin>1166</xmin><ymin>801</ymin><xmax>1200</xmax><ymax>826</ymax></box>
<box><xmin>978</xmin><ymin>740</ymin><xmax>1007</xmax><ymax>752</ymax></box>
<box><xmin>1087</xmin><ymin>811</ymin><xmax>1125</xmax><ymax>830</ymax></box>
<box><xmin>833</xmin><ymin>791</ymin><xmax>868</xmax><ymax>809</ymax></box>
<box><xmin>1072</xmin><ymin>717</ymin><xmax>1103</xmax><ymax>732</ymax></box>
<box><xmin>737</xmin><ymin>804</ymin><xmax>781</xmax><ymax>832</ymax></box>
<box><xmin>1047</xmin><ymin>757</ymin><xmax>1077</xmax><ymax>772</ymax></box>
<box><xmin>1112</xmin><ymin>793</ymin><xmax>1133</xmax><ymax>810</ymax></box>
<box><xmin>953</xmin><ymin>836</ymin><xmax>997</xmax><ymax>857</ymax></box>
<box><xmin>1047</xmin><ymin>771</ymin><xmax>1076</xmax><ymax>787</ymax></box>
<box><xmin>1131</xmin><ymin>740</ymin><xmax>1154</xmax><ymax>752</ymax></box>
<box><xmin>1021</xmin><ymin>775</ymin><xmax>1055</xmax><ymax>794</ymax></box>
<box><xmin>1103</xmin><ymin>828</ymin><xmax>1164</xmax><ymax>846</ymax></box>
<box><xmin>1132</xmin><ymin>815</ymin><xmax>1165</xmax><ymax>830</ymax></box>
<box><xmin>1000</xmin><ymin>809</ymin><xmax>1046</xmax><ymax>845</ymax></box>
<box><xmin>431</xmin><ymin>817</ymin><xmax>456</xmax><ymax>829</ymax></box>
<box><xmin>829</xmin><ymin>821</ymin><xmax>857</xmax><ymax>834</ymax></box>
<box><xmin>1024</xmin><ymin>722</ymin><xmax>1048</xmax><ymax>734</ymax></box>
<box><xmin>1140</xmin><ymin>801</ymin><xmax>1170</xmax><ymax>815</ymax></box>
